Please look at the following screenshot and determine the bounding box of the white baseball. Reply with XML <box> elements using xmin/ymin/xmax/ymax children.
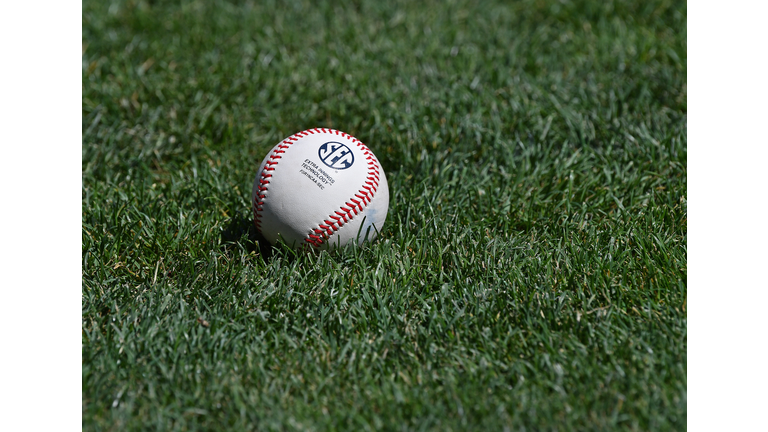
<box><xmin>252</xmin><ymin>128</ymin><xmax>389</xmax><ymax>250</ymax></box>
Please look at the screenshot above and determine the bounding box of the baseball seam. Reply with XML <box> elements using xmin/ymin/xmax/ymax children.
<box><xmin>253</xmin><ymin>128</ymin><xmax>382</xmax><ymax>249</ymax></box>
<box><xmin>305</xmin><ymin>129</ymin><xmax>381</xmax><ymax>248</ymax></box>
<box><xmin>252</xmin><ymin>131</ymin><xmax>303</xmax><ymax>234</ymax></box>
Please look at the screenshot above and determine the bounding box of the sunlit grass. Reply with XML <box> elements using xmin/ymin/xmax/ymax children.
<box><xmin>82</xmin><ymin>0</ymin><xmax>686</xmax><ymax>430</ymax></box>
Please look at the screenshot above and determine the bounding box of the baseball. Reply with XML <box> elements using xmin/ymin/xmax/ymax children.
<box><xmin>252</xmin><ymin>128</ymin><xmax>389</xmax><ymax>250</ymax></box>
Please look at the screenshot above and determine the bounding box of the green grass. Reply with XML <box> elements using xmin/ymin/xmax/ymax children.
<box><xmin>82</xmin><ymin>0</ymin><xmax>687</xmax><ymax>430</ymax></box>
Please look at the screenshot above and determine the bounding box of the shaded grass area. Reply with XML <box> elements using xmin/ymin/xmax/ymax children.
<box><xmin>82</xmin><ymin>0</ymin><xmax>686</xmax><ymax>430</ymax></box>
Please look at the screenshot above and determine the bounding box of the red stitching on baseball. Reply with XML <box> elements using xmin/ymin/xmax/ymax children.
<box><xmin>304</xmin><ymin>131</ymin><xmax>381</xmax><ymax>248</ymax></box>
<box><xmin>253</xmin><ymin>132</ymin><xmax>305</xmax><ymax>236</ymax></box>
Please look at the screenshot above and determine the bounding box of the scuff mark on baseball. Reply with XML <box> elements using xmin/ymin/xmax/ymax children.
<box><xmin>252</xmin><ymin>128</ymin><xmax>390</xmax><ymax>250</ymax></box>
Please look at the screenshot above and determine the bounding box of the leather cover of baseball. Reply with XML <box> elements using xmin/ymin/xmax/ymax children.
<box><xmin>252</xmin><ymin>128</ymin><xmax>389</xmax><ymax>249</ymax></box>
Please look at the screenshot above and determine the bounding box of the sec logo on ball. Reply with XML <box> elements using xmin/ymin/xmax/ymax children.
<box><xmin>318</xmin><ymin>142</ymin><xmax>355</xmax><ymax>170</ymax></box>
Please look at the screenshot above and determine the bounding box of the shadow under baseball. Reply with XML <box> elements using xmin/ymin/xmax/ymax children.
<box><xmin>219</xmin><ymin>210</ymin><xmax>275</xmax><ymax>260</ymax></box>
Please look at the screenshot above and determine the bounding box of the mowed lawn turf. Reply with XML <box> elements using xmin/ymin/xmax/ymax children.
<box><xmin>82</xmin><ymin>0</ymin><xmax>687</xmax><ymax>430</ymax></box>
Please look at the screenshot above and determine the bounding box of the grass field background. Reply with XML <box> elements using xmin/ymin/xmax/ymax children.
<box><xmin>82</xmin><ymin>0</ymin><xmax>687</xmax><ymax>430</ymax></box>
